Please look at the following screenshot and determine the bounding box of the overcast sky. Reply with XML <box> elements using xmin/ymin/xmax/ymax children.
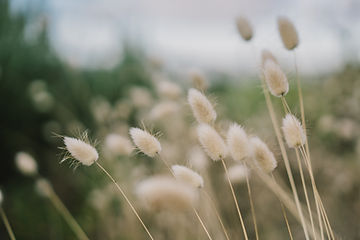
<box><xmin>13</xmin><ymin>0</ymin><xmax>360</xmax><ymax>75</ymax></box>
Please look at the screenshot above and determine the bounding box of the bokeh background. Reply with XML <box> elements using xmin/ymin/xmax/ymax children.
<box><xmin>1</xmin><ymin>0</ymin><xmax>360</xmax><ymax>239</ymax></box>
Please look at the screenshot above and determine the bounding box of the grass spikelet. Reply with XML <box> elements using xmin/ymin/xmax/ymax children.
<box><xmin>157</xmin><ymin>80</ymin><xmax>182</xmax><ymax>99</ymax></box>
<box><xmin>188</xmin><ymin>88</ymin><xmax>217</xmax><ymax>124</ymax></box>
<box><xmin>149</xmin><ymin>101</ymin><xmax>179</xmax><ymax>121</ymax></box>
<box><xmin>197</xmin><ymin>124</ymin><xmax>227</xmax><ymax>161</ymax></box>
<box><xmin>277</xmin><ymin>17</ymin><xmax>299</xmax><ymax>50</ymax></box>
<box><xmin>227</xmin><ymin>164</ymin><xmax>250</xmax><ymax>184</ymax></box>
<box><xmin>104</xmin><ymin>133</ymin><xmax>133</xmax><ymax>156</ymax></box>
<box><xmin>136</xmin><ymin>176</ymin><xmax>198</xmax><ymax>212</ymax></box>
<box><xmin>171</xmin><ymin>165</ymin><xmax>204</xmax><ymax>188</ymax></box>
<box><xmin>236</xmin><ymin>16</ymin><xmax>253</xmax><ymax>41</ymax></box>
<box><xmin>189</xmin><ymin>70</ymin><xmax>208</xmax><ymax>91</ymax></box>
<box><xmin>282</xmin><ymin>114</ymin><xmax>306</xmax><ymax>148</ymax></box>
<box><xmin>227</xmin><ymin>123</ymin><xmax>250</xmax><ymax>161</ymax></box>
<box><xmin>261</xmin><ymin>49</ymin><xmax>278</xmax><ymax>67</ymax></box>
<box><xmin>15</xmin><ymin>152</ymin><xmax>38</xmax><ymax>176</ymax></box>
<box><xmin>263</xmin><ymin>60</ymin><xmax>289</xmax><ymax>97</ymax></box>
<box><xmin>250</xmin><ymin>137</ymin><xmax>277</xmax><ymax>173</ymax></box>
<box><xmin>62</xmin><ymin>136</ymin><xmax>99</xmax><ymax>166</ymax></box>
<box><xmin>129</xmin><ymin>127</ymin><xmax>161</xmax><ymax>157</ymax></box>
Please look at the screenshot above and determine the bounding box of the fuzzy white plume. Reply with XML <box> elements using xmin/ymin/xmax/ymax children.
<box><xmin>263</xmin><ymin>60</ymin><xmax>289</xmax><ymax>97</ymax></box>
<box><xmin>197</xmin><ymin>124</ymin><xmax>227</xmax><ymax>161</ymax></box>
<box><xmin>188</xmin><ymin>88</ymin><xmax>216</xmax><ymax>124</ymax></box>
<box><xmin>250</xmin><ymin>137</ymin><xmax>277</xmax><ymax>173</ymax></box>
<box><xmin>129</xmin><ymin>128</ymin><xmax>161</xmax><ymax>157</ymax></box>
<box><xmin>282</xmin><ymin>114</ymin><xmax>306</xmax><ymax>148</ymax></box>
<box><xmin>63</xmin><ymin>137</ymin><xmax>99</xmax><ymax>166</ymax></box>
<box><xmin>171</xmin><ymin>165</ymin><xmax>204</xmax><ymax>188</ymax></box>
<box><xmin>15</xmin><ymin>152</ymin><xmax>38</xmax><ymax>176</ymax></box>
<box><xmin>227</xmin><ymin>123</ymin><xmax>250</xmax><ymax>162</ymax></box>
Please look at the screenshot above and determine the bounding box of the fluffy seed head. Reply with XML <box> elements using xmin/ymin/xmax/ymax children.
<box><xmin>282</xmin><ymin>114</ymin><xmax>306</xmax><ymax>148</ymax></box>
<box><xmin>189</xmin><ymin>70</ymin><xmax>208</xmax><ymax>91</ymax></box>
<box><xmin>227</xmin><ymin>123</ymin><xmax>250</xmax><ymax>161</ymax></box>
<box><xmin>35</xmin><ymin>178</ymin><xmax>52</xmax><ymax>198</ymax></box>
<box><xmin>149</xmin><ymin>101</ymin><xmax>179</xmax><ymax>121</ymax></box>
<box><xmin>197</xmin><ymin>124</ymin><xmax>227</xmax><ymax>161</ymax></box>
<box><xmin>250</xmin><ymin>137</ymin><xmax>277</xmax><ymax>173</ymax></box>
<box><xmin>188</xmin><ymin>88</ymin><xmax>216</xmax><ymax>124</ymax></box>
<box><xmin>171</xmin><ymin>165</ymin><xmax>204</xmax><ymax>188</ymax></box>
<box><xmin>227</xmin><ymin>164</ymin><xmax>250</xmax><ymax>184</ymax></box>
<box><xmin>135</xmin><ymin>176</ymin><xmax>198</xmax><ymax>212</ymax></box>
<box><xmin>236</xmin><ymin>16</ymin><xmax>253</xmax><ymax>41</ymax></box>
<box><xmin>105</xmin><ymin>134</ymin><xmax>133</xmax><ymax>156</ymax></box>
<box><xmin>277</xmin><ymin>17</ymin><xmax>299</xmax><ymax>50</ymax></box>
<box><xmin>188</xmin><ymin>147</ymin><xmax>208</xmax><ymax>171</ymax></box>
<box><xmin>261</xmin><ymin>49</ymin><xmax>278</xmax><ymax>68</ymax></box>
<box><xmin>263</xmin><ymin>60</ymin><xmax>289</xmax><ymax>97</ymax></box>
<box><xmin>129</xmin><ymin>128</ymin><xmax>161</xmax><ymax>157</ymax></box>
<box><xmin>157</xmin><ymin>81</ymin><xmax>182</xmax><ymax>99</ymax></box>
<box><xmin>15</xmin><ymin>152</ymin><xmax>38</xmax><ymax>176</ymax></box>
<box><xmin>63</xmin><ymin>136</ymin><xmax>99</xmax><ymax>166</ymax></box>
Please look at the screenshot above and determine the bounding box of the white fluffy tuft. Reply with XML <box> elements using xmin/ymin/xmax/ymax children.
<box><xmin>188</xmin><ymin>88</ymin><xmax>216</xmax><ymax>124</ymax></box>
<box><xmin>277</xmin><ymin>17</ymin><xmax>299</xmax><ymax>50</ymax></box>
<box><xmin>263</xmin><ymin>60</ymin><xmax>289</xmax><ymax>97</ymax></box>
<box><xmin>282</xmin><ymin>114</ymin><xmax>306</xmax><ymax>148</ymax></box>
<box><xmin>250</xmin><ymin>137</ymin><xmax>277</xmax><ymax>173</ymax></box>
<box><xmin>15</xmin><ymin>152</ymin><xmax>38</xmax><ymax>176</ymax></box>
<box><xmin>236</xmin><ymin>16</ymin><xmax>253</xmax><ymax>41</ymax></box>
<box><xmin>157</xmin><ymin>81</ymin><xmax>182</xmax><ymax>99</ymax></box>
<box><xmin>171</xmin><ymin>165</ymin><xmax>204</xmax><ymax>188</ymax></box>
<box><xmin>227</xmin><ymin>164</ymin><xmax>250</xmax><ymax>184</ymax></box>
<box><xmin>197</xmin><ymin>124</ymin><xmax>227</xmax><ymax>161</ymax></box>
<box><xmin>64</xmin><ymin>137</ymin><xmax>99</xmax><ymax>166</ymax></box>
<box><xmin>227</xmin><ymin>123</ymin><xmax>250</xmax><ymax>162</ymax></box>
<box><xmin>129</xmin><ymin>128</ymin><xmax>161</xmax><ymax>157</ymax></box>
<box><xmin>105</xmin><ymin>134</ymin><xmax>133</xmax><ymax>156</ymax></box>
<box><xmin>135</xmin><ymin>176</ymin><xmax>198</xmax><ymax>212</ymax></box>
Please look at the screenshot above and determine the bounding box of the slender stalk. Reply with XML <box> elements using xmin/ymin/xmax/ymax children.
<box><xmin>0</xmin><ymin>207</ymin><xmax>16</xmax><ymax>240</ymax></box>
<box><xmin>95</xmin><ymin>162</ymin><xmax>154</xmax><ymax>240</ymax></box>
<box><xmin>295</xmin><ymin>148</ymin><xmax>316</xmax><ymax>239</ymax></box>
<box><xmin>245</xmin><ymin>170</ymin><xmax>259</xmax><ymax>240</ymax></box>
<box><xmin>260</xmin><ymin>78</ymin><xmax>309</xmax><ymax>240</ymax></box>
<box><xmin>157</xmin><ymin>155</ymin><xmax>214</xmax><ymax>240</ymax></box>
<box><xmin>48</xmin><ymin>189</ymin><xmax>89</xmax><ymax>240</ymax></box>
<box><xmin>271</xmin><ymin>174</ymin><xmax>294</xmax><ymax>240</ymax></box>
<box><xmin>202</xmin><ymin>190</ymin><xmax>231</xmax><ymax>240</ymax></box>
<box><xmin>221</xmin><ymin>158</ymin><xmax>248</xmax><ymax>240</ymax></box>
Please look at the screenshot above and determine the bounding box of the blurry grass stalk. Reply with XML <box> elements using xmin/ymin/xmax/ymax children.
<box><xmin>260</xmin><ymin>78</ymin><xmax>310</xmax><ymax>240</ymax></box>
<box><xmin>221</xmin><ymin>158</ymin><xmax>248</xmax><ymax>240</ymax></box>
<box><xmin>245</xmin><ymin>164</ymin><xmax>259</xmax><ymax>240</ymax></box>
<box><xmin>46</xmin><ymin>185</ymin><xmax>89</xmax><ymax>240</ymax></box>
<box><xmin>271</xmin><ymin>174</ymin><xmax>294</xmax><ymax>240</ymax></box>
<box><xmin>95</xmin><ymin>162</ymin><xmax>154</xmax><ymax>240</ymax></box>
<box><xmin>0</xmin><ymin>207</ymin><xmax>16</xmax><ymax>240</ymax></box>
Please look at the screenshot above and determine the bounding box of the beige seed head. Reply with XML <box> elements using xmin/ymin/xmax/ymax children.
<box><xmin>157</xmin><ymin>81</ymin><xmax>182</xmax><ymax>99</ymax></box>
<box><xmin>189</xmin><ymin>70</ymin><xmax>208</xmax><ymax>91</ymax></box>
<box><xmin>35</xmin><ymin>178</ymin><xmax>52</xmax><ymax>198</ymax></box>
<box><xmin>227</xmin><ymin>123</ymin><xmax>250</xmax><ymax>162</ymax></box>
<box><xmin>171</xmin><ymin>165</ymin><xmax>204</xmax><ymax>188</ymax></box>
<box><xmin>149</xmin><ymin>101</ymin><xmax>179</xmax><ymax>121</ymax></box>
<box><xmin>277</xmin><ymin>17</ymin><xmax>299</xmax><ymax>50</ymax></box>
<box><xmin>188</xmin><ymin>88</ymin><xmax>217</xmax><ymax>124</ymax></box>
<box><xmin>129</xmin><ymin>128</ymin><xmax>161</xmax><ymax>157</ymax></box>
<box><xmin>282</xmin><ymin>114</ymin><xmax>306</xmax><ymax>148</ymax></box>
<box><xmin>15</xmin><ymin>152</ymin><xmax>38</xmax><ymax>176</ymax></box>
<box><xmin>236</xmin><ymin>16</ymin><xmax>253</xmax><ymax>41</ymax></box>
<box><xmin>105</xmin><ymin>134</ymin><xmax>133</xmax><ymax>156</ymax></box>
<box><xmin>227</xmin><ymin>164</ymin><xmax>250</xmax><ymax>184</ymax></box>
<box><xmin>250</xmin><ymin>137</ymin><xmax>277</xmax><ymax>173</ymax></box>
<box><xmin>261</xmin><ymin>49</ymin><xmax>278</xmax><ymax>68</ymax></box>
<box><xmin>263</xmin><ymin>60</ymin><xmax>289</xmax><ymax>97</ymax></box>
<box><xmin>197</xmin><ymin>124</ymin><xmax>227</xmax><ymax>161</ymax></box>
<box><xmin>63</xmin><ymin>136</ymin><xmax>99</xmax><ymax>166</ymax></box>
<box><xmin>135</xmin><ymin>176</ymin><xmax>198</xmax><ymax>212</ymax></box>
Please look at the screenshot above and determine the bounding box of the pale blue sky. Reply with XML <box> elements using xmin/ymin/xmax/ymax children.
<box><xmin>12</xmin><ymin>0</ymin><xmax>360</xmax><ymax>75</ymax></box>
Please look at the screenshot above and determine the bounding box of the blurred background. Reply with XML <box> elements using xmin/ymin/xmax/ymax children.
<box><xmin>1</xmin><ymin>0</ymin><xmax>360</xmax><ymax>239</ymax></box>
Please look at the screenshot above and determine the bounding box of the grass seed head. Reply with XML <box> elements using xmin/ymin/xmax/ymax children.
<box><xmin>171</xmin><ymin>165</ymin><xmax>204</xmax><ymax>188</ymax></box>
<box><xmin>282</xmin><ymin>114</ymin><xmax>306</xmax><ymax>148</ymax></box>
<box><xmin>227</xmin><ymin>164</ymin><xmax>250</xmax><ymax>184</ymax></box>
<box><xmin>15</xmin><ymin>152</ymin><xmax>38</xmax><ymax>176</ymax></box>
<box><xmin>277</xmin><ymin>16</ymin><xmax>299</xmax><ymax>50</ymax></box>
<box><xmin>261</xmin><ymin>49</ymin><xmax>278</xmax><ymax>68</ymax></box>
<box><xmin>197</xmin><ymin>124</ymin><xmax>227</xmax><ymax>161</ymax></box>
<box><xmin>263</xmin><ymin>60</ymin><xmax>289</xmax><ymax>97</ymax></box>
<box><xmin>250</xmin><ymin>137</ymin><xmax>277</xmax><ymax>173</ymax></box>
<box><xmin>227</xmin><ymin>123</ymin><xmax>250</xmax><ymax>161</ymax></box>
<box><xmin>188</xmin><ymin>88</ymin><xmax>217</xmax><ymax>124</ymax></box>
<box><xmin>157</xmin><ymin>81</ymin><xmax>182</xmax><ymax>99</ymax></box>
<box><xmin>105</xmin><ymin>134</ymin><xmax>133</xmax><ymax>156</ymax></box>
<box><xmin>63</xmin><ymin>135</ymin><xmax>99</xmax><ymax>166</ymax></box>
<box><xmin>129</xmin><ymin>127</ymin><xmax>161</xmax><ymax>157</ymax></box>
<box><xmin>236</xmin><ymin>16</ymin><xmax>253</xmax><ymax>41</ymax></box>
